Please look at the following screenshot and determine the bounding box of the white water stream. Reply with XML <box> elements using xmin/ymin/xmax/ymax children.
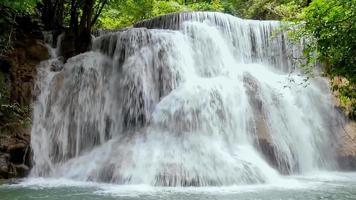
<box><xmin>30</xmin><ymin>12</ymin><xmax>341</xmax><ymax>186</ymax></box>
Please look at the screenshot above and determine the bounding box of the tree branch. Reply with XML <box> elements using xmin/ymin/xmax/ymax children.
<box><xmin>91</xmin><ymin>0</ymin><xmax>108</xmax><ymax>26</ymax></box>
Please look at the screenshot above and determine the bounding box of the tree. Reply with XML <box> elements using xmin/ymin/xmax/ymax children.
<box><xmin>300</xmin><ymin>0</ymin><xmax>356</xmax><ymax>118</ymax></box>
<box><xmin>97</xmin><ymin>0</ymin><xmax>224</xmax><ymax>29</ymax></box>
<box><xmin>302</xmin><ymin>0</ymin><xmax>356</xmax><ymax>81</ymax></box>
<box><xmin>38</xmin><ymin>0</ymin><xmax>110</xmax><ymax>59</ymax></box>
<box><xmin>67</xmin><ymin>0</ymin><xmax>109</xmax><ymax>55</ymax></box>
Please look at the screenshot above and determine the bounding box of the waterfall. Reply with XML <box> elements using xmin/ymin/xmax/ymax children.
<box><xmin>30</xmin><ymin>12</ymin><xmax>342</xmax><ymax>186</ymax></box>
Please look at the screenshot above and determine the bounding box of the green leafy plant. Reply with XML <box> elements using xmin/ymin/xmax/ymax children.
<box><xmin>285</xmin><ymin>0</ymin><xmax>356</xmax><ymax>118</ymax></box>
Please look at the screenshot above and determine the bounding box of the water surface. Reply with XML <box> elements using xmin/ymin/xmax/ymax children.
<box><xmin>1</xmin><ymin>172</ymin><xmax>356</xmax><ymax>200</ymax></box>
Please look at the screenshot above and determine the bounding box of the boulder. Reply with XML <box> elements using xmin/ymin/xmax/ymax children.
<box><xmin>50</xmin><ymin>57</ymin><xmax>64</xmax><ymax>72</ymax></box>
<box><xmin>13</xmin><ymin>164</ymin><xmax>30</xmax><ymax>177</ymax></box>
<box><xmin>0</xmin><ymin>128</ymin><xmax>31</xmax><ymax>179</ymax></box>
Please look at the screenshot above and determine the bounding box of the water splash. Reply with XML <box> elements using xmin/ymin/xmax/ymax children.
<box><xmin>30</xmin><ymin>12</ymin><xmax>341</xmax><ymax>186</ymax></box>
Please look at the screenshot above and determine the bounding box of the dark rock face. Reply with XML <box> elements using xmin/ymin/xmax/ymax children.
<box><xmin>59</xmin><ymin>31</ymin><xmax>76</xmax><ymax>61</ymax></box>
<box><xmin>0</xmin><ymin>22</ymin><xmax>49</xmax><ymax>179</ymax></box>
<box><xmin>7</xmin><ymin>39</ymin><xmax>49</xmax><ymax>106</ymax></box>
<box><xmin>243</xmin><ymin>72</ymin><xmax>293</xmax><ymax>175</ymax></box>
<box><xmin>0</xmin><ymin>154</ymin><xmax>11</xmax><ymax>179</ymax></box>
<box><xmin>0</xmin><ymin>59</ymin><xmax>11</xmax><ymax>73</ymax></box>
<box><xmin>0</xmin><ymin>129</ymin><xmax>31</xmax><ymax>179</ymax></box>
<box><xmin>338</xmin><ymin>155</ymin><xmax>356</xmax><ymax>170</ymax></box>
<box><xmin>0</xmin><ymin>40</ymin><xmax>46</xmax><ymax>178</ymax></box>
<box><xmin>256</xmin><ymin>139</ymin><xmax>293</xmax><ymax>175</ymax></box>
<box><xmin>337</xmin><ymin>121</ymin><xmax>356</xmax><ymax>171</ymax></box>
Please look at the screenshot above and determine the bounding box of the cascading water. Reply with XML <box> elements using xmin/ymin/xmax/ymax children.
<box><xmin>30</xmin><ymin>12</ymin><xmax>342</xmax><ymax>186</ymax></box>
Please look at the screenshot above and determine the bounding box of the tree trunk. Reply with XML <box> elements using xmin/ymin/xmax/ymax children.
<box><xmin>55</xmin><ymin>0</ymin><xmax>108</xmax><ymax>60</ymax></box>
<box><xmin>40</xmin><ymin>0</ymin><xmax>65</xmax><ymax>46</ymax></box>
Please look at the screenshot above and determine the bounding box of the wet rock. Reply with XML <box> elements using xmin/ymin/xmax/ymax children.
<box><xmin>0</xmin><ymin>15</ymin><xmax>48</xmax><ymax>180</ymax></box>
<box><xmin>0</xmin><ymin>129</ymin><xmax>31</xmax><ymax>179</ymax></box>
<box><xmin>8</xmin><ymin>142</ymin><xmax>28</xmax><ymax>164</ymax></box>
<box><xmin>50</xmin><ymin>57</ymin><xmax>64</xmax><ymax>72</ymax></box>
<box><xmin>338</xmin><ymin>155</ymin><xmax>356</xmax><ymax>170</ymax></box>
<box><xmin>243</xmin><ymin>72</ymin><xmax>292</xmax><ymax>174</ymax></box>
<box><xmin>243</xmin><ymin>72</ymin><xmax>269</xmax><ymax>140</ymax></box>
<box><xmin>337</xmin><ymin>121</ymin><xmax>356</xmax><ymax>170</ymax></box>
<box><xmin>257</xmin><ymin>139</ymin><xmax>292</xmax><ymax>175</ymax></box>
<box><xmin>0</xmin><ymin>153</ymin><xmax>10</xmax><ymax>179</ymax></box>
<box><xmin>13</xmin><ymin>164</ymin><xmax>30</xmax><ymax>177</ymax></box>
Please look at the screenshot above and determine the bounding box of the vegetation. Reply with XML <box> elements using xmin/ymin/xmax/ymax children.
<box><xmin>97</xmin><ymin>0</ymin><xmax>224</xmax><ymax>29</ymax></box>
<box><xmin>0</xmin><ymin>1</ymin><xmax>35</xmax><ymax>133</ymax></box>
<box><xmin>300</xmin><ymin>0</ymin><xmax>356</xmax><ymax>118</ymax></box>
<box><xmin>0</xmin><ymin>0</ymin><xmax>37</xmax><ymax>57</ymax></box>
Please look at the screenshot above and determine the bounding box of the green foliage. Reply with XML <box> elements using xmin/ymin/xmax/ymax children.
<box><xmin>0</xmin><ymin>0</ymin><xmax>39</xmax><ymax>57</ymax></box>
<box><xmin>153</xmin><ymin>1</ymin><xmax>188</xmax><ymax>16</ymax></box>
<box><xmin>188</xmin><ymin>0</ymin><xmax>224</xmax><ymax>12</ymax></box>
<box><xmin>224</xmin><ymin>0</ymin><xmax>308</xmax><ymax>20</ymax></box>
<box><xmin>0</xmin><ymin>0</ymin><xmax>39</xmax><ymax>13</ymax></box>
<box><xmin>302</xmin><ymin>0</ymin><xmax>356</xmax><ymax>82</ymax></box>
<box><xmin>97</xmin><ymin>0</ymin><xmax>224</xmax><ymax>29</ymax></box>
<box><xmin>285</xmin><ymin>0</ymin><xmax>356</xmax><ymax>118</ymax></box>
<box><xmin>98</xmin><ymin>0</ymin><xmax>157</xmax><ymax>29</ymax></box>
<box><xmin>331</xmin><ymin>78</ymin><xmax>356</xmax><ymax>119</ymax></box>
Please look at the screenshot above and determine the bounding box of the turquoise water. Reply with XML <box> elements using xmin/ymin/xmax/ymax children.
<box><xmin>1</xmin><ymin>172</ymin><xmax>356</xmax><ymax>200</ymax></box>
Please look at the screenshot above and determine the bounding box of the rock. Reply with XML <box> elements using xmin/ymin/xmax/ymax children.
<box><xmin>243</xmin><ymin>72</ymin><xmax>294</xmax><ymax>174</ymax></box>
<box><xmin>50</xmin><ymin>57</ymin><xmax>64</xmax><ymax>72</ymax></box>
<box><xmin>0</xmin><ymin>59</ymin><xmax>11</xmax><ymax>73</ymax></box>
<box><xmin>0</xmin><ymin>127</ymin><xmax>32</xmax><ymax>179</ymax></box>
<box><xmin>243</xmin><ymin>72</ymin><xmax>270</xmax><ymax>141</ymax></box>
<box><xmin>337</xmin><ymin>121</ymin><xmax>356</xmax><ymax>170</ymax></box>
<box><xmin>6</xmin><ymin>38</ymin><xmax>49</xmax><ymax>105</ymax></box>
<box><xmin>257</xmin><ymin>139</ymin><xmax>293</xmax><ymax>175</ymax></box>
<box><xmin>338</xmin><ymin>155</ymin><xmax>356</xmax><ymax>170</ymax></box>
<box><xmin>13</xmin><ymin>164</ymin><xmax>30</xmax><ymax>177</ymax></box>
<box><xmin>59</xmin><ymin>31</ymin><xmax>76</xmax><ymax>61</ymax></box>
<box><xmin>26</xmin><ymin>40</ymin><xmax>50</xmax><ymax>61</ymax></box>
<box><xmin>0</xmin><ymin>14</ymin><xmax>47</xmax><ymax>181</ymax></box>
<box><xmin>0</xmin><ymin>153</ymin><xmax>10</xmax><ymax>179</ymax></box>
<box><xmin>7</xmin><ymin>142</ymin><xmax>28</xmax><ymax>164</ymax></box>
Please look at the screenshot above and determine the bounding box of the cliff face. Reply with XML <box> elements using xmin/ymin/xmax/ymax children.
<box><xmin>329</xmin><ymin>76</ymin><xmax>356</xmax><ymax>170</ymax></box>
<box><xmin>337</xmin><ymin>121</ymin><xmax>356</xmax><ymax>170</ymax></box>
<box><xmin>0</xmin><ymin>34</ymin><xmax>49</xmax><ymax>179</ymax></box>
<box><xmin>8</xmin><ymin>39</ymin><xmax>49</xmax><ymax>106</ymax></box>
